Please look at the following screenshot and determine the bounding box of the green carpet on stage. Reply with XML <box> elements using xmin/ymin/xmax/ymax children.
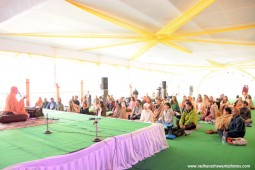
<box><xmin>131</xmin><ymin>111</ymin><xmax>255</xmax><ymax>170</ymax></box>
<box><xmin>1</xmin><ymin>110</ymin><xmax>254</xmax><ymax>170</ymax></box>
<box><xmin>0</xmin><ymin>112</ymin><xmax>150</xmax><ymax>169</ymax></box>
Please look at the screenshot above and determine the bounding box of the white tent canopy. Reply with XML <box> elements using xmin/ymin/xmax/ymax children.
<box><xmin>0</xmin><ymin>0</ymin><xmax>254</xmax><ymax>70</ymax></box>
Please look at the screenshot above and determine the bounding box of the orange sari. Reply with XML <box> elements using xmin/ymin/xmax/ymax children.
<box><xmin>36</xmin><ymin>98</ymin><xmax>43</xmax><ymax>107</ymax></box>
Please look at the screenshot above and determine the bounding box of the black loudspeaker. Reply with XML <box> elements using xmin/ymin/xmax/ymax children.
<box><xmin>102</xmin><ymin>77</ymin><xmax>108</xmax><ymax>89</ymax></box>
<box><xmin>162</xmin><ymin>81</ymin><xmax>166</xmax><ymax>89</ymax></box>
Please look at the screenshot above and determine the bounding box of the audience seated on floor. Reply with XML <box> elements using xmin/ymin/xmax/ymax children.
<box><xmin>203</xmin><ymin>95</ymin><xmax>210</xmax><ymax>107</ymax></box>
<box><xmin>127</xmin><ymin>97</ymin><xmax>136</xmax><ymax>111</ymax></box>
<box><xmin>73</xmin><ymin>95</ymin><xmax>80</xmax><ymax>106</ymax></box>
<box><xmin>95</xmin><ymin>101</ymin><xmax>107</xmax><ymax>117</ymax></box>
<box><xmin>177</xmin><ymin>99</ymin><xmax>190</xmax><ymax>120</ymax></box>
<box><xmin>119</xmin><ymin>97</ymin><xmax>127</xmax><ymax>111</ymax></box>
<box><xmin>46</xmin><ymin>98</ymin><xmax>57</xmax><ymax>110</ymax></box>
<box><xmin>163</xmin><ymin>96</ymin><xmax>169</xmax><ymax>104</ymax></box>
<box><xmin>196</xmin><ymin>96</ymin><xmax>206</xmax><ymax>115</ymax></box>
<box><xmin>170</xmin><ymin>96</ymin><xmax>180</xmax><ymax>114</ymax></box>
<box><xmin>239</xmin><ymin>101</ymin><xmax>252</xmax><ymax>125</ymax></box>
<box><xmin>42</xmin><ymin>98</ymin><xmax>49</xmax><ymax>109</ymax></box>
<box><xmin>215</xmin><ymin>107</ymin><xmax>233</xmax><ymax>138</ymax></box>
<box><xmin>93</xmin><ymin>97</ymin><xmax>100</xmax><ymax>114</ymax></box>
<box><xmin>152</xmin><ymin>98</ymin><xmax>164</xmax><ymax>122</ymax></box>
<box><xmin>140</xmin><ymin>103</ymin><xmax>153</xmax><ymax>123</ymax></box>
<box><xmin>223</xmin><ymin>108</ymin><xmax>246</xmax><ymax>139</ymax></box>
<box><xmin>233</xmin><ymin>95</ymin><xmax>240</xmax><ymax>107</ymax></box>
<box><xmin>178</xmin><ymin>101</ymin><xmax>198</xmax><ymax>130</ymax></box>
<box><xmin>141</xmin><ymin>96</ymin><xmax>147</xmax><ymax>106</ymax></box>
<box><xmin>200</xmin><ymin>100</ymin><xmax>211</xmax><ymax>121</ymax></box>
<box><xmin>109</xmin><ymin>101</ymin><xmax>123</xmax><ymax>118</ymax></box>
<box><xmin>0</xmin><ymin>86</ymin><xmax>29</xmax><ymax>123</ymax></box>
<box><xmin>85</xmin><ymin>91</ymin><xmax>92</xmax><ymax>107</ymax></box>
<box><xmin>180</xmin><ymin>96</ymin><xmax>187</xmax><ymax>113</ymax></box>
<box><xmin>157</xmin><ymin>102</ymin><xmax>174</xmax><ymax>129</ymax></box>
<box><xmin>56</xmin><ymin>98</ymin><xmax>64</xmax><ymax>111</ymax></box>
<box><xmin>80</xmin><ymin>101</ymin><xmax>90</xmax><ymax>114</ymax></box>
<box><xmin>204</xmin><ymin>100</ymin><xmax>218</xmax><ymax>122</ymax></box>
<box><xmin>235</xmin><ymin>97</ymin><xmax>243</xmax><ymax>110</ymax></box>
<box><xmin>106</xmin><ymin>98</ymin><xmax>115</xmax><ymax>111</ymax></box>
<box><xmin>146</xmin><ymin>97</ymin><xmax>155</xmax><ymax>113</ymax></box>
<box><xmin>35</xmin><ymin>97</ymin><xmax>43</xmax><ymax>108</ymax></box>
<box><xmin>209</xmin><ymin>96</ymin><xmax>214</xmax><ymax>101</ymax></box>
<box><xmin>246</xmin><ymin>95</ymin><xmax>255</xmax><ymax>110</ymax></box>
<box><xmin>67</xmin><ymin>100</ymin><xmax>80</xmax><ymax>113</ymax></box>
<box><xmin>129</xmin><ymin>100</ymin><xmax>143</xmax><ymax>120</ymax></box>
<box><xmin>215</xmin><ymin>98</ymin><xmax>220</xmax><ymax>110</ymax></box>
<box><xmin>220</xmin><ymin>96</ymin><xmax>230</xmax><ymax>115</ymax></box>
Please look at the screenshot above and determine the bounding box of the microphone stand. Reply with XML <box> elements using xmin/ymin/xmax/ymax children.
<box><xmin>93</xmin><ymin>118</ymin><xmax>101</xmax><ymax>142</ymax></box>
<box><xmin>44</xmin><ymin>111</ymin><xmax>52</xmax><ymax>134</ymax></box>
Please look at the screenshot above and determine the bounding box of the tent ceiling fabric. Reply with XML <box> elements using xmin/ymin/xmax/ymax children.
<box><xmin>0</xmin><ymin>0</ymin><xmax>254</xmax><ymax>73</ymax></box>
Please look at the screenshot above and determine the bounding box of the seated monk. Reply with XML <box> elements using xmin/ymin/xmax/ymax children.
<box><xmin>0</xmin><ymin>86</ymin><xmax>29</xmax><ymax>123</ymax></box>
<box><xmin>35</xmin><ymin>97</ymin><xmax>43</xmax><ymax>108</ymax></box>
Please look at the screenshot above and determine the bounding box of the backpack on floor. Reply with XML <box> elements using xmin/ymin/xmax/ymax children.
<box><xmin>168</xmin><ymin>127</ymin><xmax>187</xmax><ymax>137</ymax></box>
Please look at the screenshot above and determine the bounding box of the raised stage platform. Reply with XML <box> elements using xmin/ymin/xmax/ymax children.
<box><xmin>0</xmin><ymin>110</ymin><xmax>168</xmax><ymax>170</ymax></box>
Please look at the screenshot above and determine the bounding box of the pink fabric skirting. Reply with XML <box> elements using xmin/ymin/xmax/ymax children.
<box><xmin>5</xmin><ymin>123</ymin><xmax>169</xmax><ymax>170</ymax></box>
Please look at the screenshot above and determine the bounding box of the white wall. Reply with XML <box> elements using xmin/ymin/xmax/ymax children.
<box><xmin>0</xmin><ymin>51</ymin><xmax>254</xmax><ymax>110</ymax></box>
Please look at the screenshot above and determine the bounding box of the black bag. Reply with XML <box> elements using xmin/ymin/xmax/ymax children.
<box><xmin>168</xmin><ymin>127</ymin><xmax>187</xmax><ymax>137</ymax></box>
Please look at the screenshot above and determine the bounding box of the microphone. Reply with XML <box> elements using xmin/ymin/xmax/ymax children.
<box><xmin>89</xmin><ymin>117</ymin><xmax>101</xmax><ymax>121</ymax></box>
<box><xmin>44</xmin><ymin>111</ymin><xmax>52</xmax><ymax>134</ymax></box>
<box><xmin>50</xmin><ymin>118</ymin><xmax>59</xmax><ymax>120</ymax></box>
<box><xmin>18</xmin><ymin>92</ymin><xmax>26</xmax><ymax>99</ymax></box>
<box><xmin>18</xmin><ymin>92</ymin><xmax>22</xmax><ymax>97</ymax></box>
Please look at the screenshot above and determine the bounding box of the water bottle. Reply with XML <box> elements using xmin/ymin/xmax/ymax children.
<box><xmin>222</xmin><ymin>133</ymin><xmax>226</xmax><ymax>145</ymax></box>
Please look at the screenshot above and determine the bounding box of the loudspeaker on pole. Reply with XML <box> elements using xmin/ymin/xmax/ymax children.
<box><xmin>162</xmin><ymin>81</ymin><xmax>166</xmax><ymax>89</ymax></box>
<box><xmin>101</xmin><ymin>77</ymin><xmax>108</xmax><ymax>90</ymax></box>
